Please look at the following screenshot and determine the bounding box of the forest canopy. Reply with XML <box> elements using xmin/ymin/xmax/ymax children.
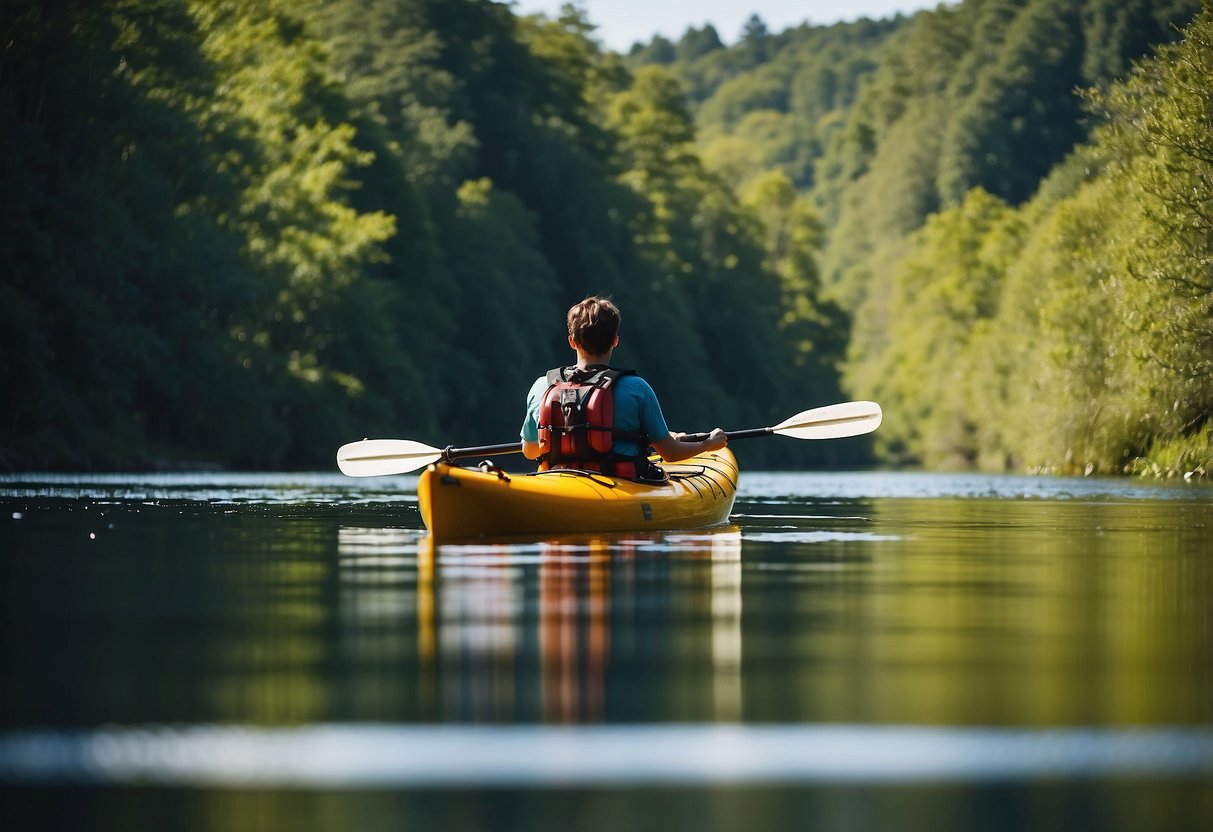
<box><xmin>1</xmin><ymin>0</ymin><xmax>1209</xmax><ymax>477</ymax></box>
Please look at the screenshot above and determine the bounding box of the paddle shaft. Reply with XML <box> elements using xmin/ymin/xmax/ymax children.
<box><xmin>448</xmin><ymin>432</ymin><xmax>763</xmax><ymax>461</ymax></box>
<box><xmin>681</xmin><ymin>428</ymin><xmax>772</xmax><ymax>443</ymax></box>
<box><xmin>451</xmin><ymin>423</ymin><xmax>826</xmax><ymax>457</ymax></box>
<box><xmin>442</xmin><ymin>442</ymin><xmax>523</xmax><ymax>463</ymax></box>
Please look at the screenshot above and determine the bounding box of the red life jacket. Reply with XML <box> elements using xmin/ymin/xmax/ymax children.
<box><xmin>537</xmin><ymin>365</ymin><xmax>647</xmax><ymax>478</ymax></box>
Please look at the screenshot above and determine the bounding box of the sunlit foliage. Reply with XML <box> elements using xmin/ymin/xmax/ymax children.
<box><xmin>0</xmin><ymin>0</ymin><xmax>848</xmax><ymax>469</ymax></box>
<box><xmin>841</xmin><ymin>1</ymin><xmax>1212</xmax><ymax>476</ymax></box>
<box><xmin>5</xmin><ymin>0</ymin><xmax>1207</xmax><ymax>476</ymax></box>
<box><xmin>629</xmin><ymin>0</ymin><xmax>1203</xmax><ymax>476</ymax></box>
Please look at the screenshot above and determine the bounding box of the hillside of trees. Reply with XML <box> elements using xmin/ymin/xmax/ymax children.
<box><xmin>2</xmin><ymin>0</ymin><xmax>1210</xmax><ymax>477</ymax></box>
<box><xmin>1</xmin><ymin>0</ymin><xmax>846</xmax><ymax>470</ymax></box>
<box><xmin>633</xmin><ymin>0</ymin><xmax>1210</xmax><ymax>476</ymax></box>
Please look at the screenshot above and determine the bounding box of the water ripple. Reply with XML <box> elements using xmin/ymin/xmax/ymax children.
<box><xmin>2</xmin><ymin>724</ymin><xmax>1211</xmax><ymax>787</ymax></box>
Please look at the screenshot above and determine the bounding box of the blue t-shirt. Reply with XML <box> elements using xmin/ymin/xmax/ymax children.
<box><xmin>521</xmin><ymin>372</ymin><xmax>670</xmax><ymax>459</ymax></box>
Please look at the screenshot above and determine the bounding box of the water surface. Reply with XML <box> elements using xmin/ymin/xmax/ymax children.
<box><xmin>2</xmin><ymin>470</ymin><xmax>1211</xmax><ymax>830</ymax></box>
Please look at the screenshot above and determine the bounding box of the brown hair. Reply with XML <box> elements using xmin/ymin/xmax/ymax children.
<box><xmin>567</xmin><ymin>296</ymin><xmax>620</xmax><ymax>355</ymax></box>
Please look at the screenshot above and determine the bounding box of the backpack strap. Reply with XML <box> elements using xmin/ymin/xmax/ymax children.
<box><xmin>546</xmin><ymin>365</ymin><xmax>636</xmax><ymax>388</ymax></box>
<box><xmin>538</xmin><ymin>366</ymin><xmax>650</xmax><ymax>475</ymax></box>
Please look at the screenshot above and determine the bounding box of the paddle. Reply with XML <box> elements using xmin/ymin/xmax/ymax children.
<box><xmin>678</xmin><ymin>399</ymin><xmax>883</xmax><ymax>442</ymax></box>
<box><xmin>336</xmin><ymin>400</ymin><xmax>883</xmax><ymax>478</ymax></box>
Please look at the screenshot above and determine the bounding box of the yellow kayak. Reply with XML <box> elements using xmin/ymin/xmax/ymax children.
<box><xmin>417</xmin><ymin>449</ymin><xmax>739</xmax><ymax>539</ymax></box>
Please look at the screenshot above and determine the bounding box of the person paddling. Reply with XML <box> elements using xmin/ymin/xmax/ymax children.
<box><xmin>520</xmin><ymin>296</ymin><xmax>727</xmax><ymax>479</ymax></box>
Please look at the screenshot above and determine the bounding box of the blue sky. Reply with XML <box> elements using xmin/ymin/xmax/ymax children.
<box><xmin>511</xmin><ymin>1</ymin><xmax>952</xmax><ymax>53</ymax></box>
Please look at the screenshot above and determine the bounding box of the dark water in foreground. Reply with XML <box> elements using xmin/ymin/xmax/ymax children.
<box><xmin>1</xmin><ymin>470</ymin><xmax>1211</xmax><ymax>830</ymax></box>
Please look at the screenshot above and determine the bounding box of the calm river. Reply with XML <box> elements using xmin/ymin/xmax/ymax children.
<box><xmin>1</xmin><ymin>470</ymin><xmax>1211</xmax><ymax>830</ymax></box>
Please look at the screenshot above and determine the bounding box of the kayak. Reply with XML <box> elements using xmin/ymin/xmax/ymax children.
<box><xmin>416</xmin><ymin>448</ymin><xmax>739</xmax><ymax>539</ymax></box>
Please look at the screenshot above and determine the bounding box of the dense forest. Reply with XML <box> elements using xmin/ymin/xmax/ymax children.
<box><xmin>2</xmin><ymin>0</ymin><xmax>1210</xmax><ymax>476</ymax></box>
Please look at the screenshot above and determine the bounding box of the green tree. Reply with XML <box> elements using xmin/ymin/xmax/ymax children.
<box><xmin>627</xmin><ymin>35</ymin><xmax>676</xmax><ymax>65</ymax></box>
<box><xmin>700</xmin><ymin>110</ymin><xmax>819</xmax><ymax>190</ymax></box>
<box><xmin>0</xmin><ymin>0</ymin><xmax>261</xmax><ymax>466</ymax></box>
<box><xmin>1094</xmin><ymin>0</ymin><xmax>1213</xmax><ymax>473</ymax></box>
<box><xmin>676</xmin><ymin>26</ymin><xmax>724</xmax><ymax>62</ymax></box>
<box><xmin>605</xmin><ymin>67</ymin><xmax>800</xmax><ymax>432</ymax></box>
<box><xmin>988</xmin><ymin>176</ymin><xmax>1136</xmax><ymax>473</ymax></box>
<box><xmin>740</xmin><ymin>14</ymin><xmax>771</xmax><ymax>62</ymax></box>
<box><xmin>741</xmin><ymin>172</ymin><xmax>848</xmax><ymax>409</ymax></box>
<box><xmin>848</xmin><ymin>188</ymin><xmax>1021</xmax><ymax>466</ymax></box>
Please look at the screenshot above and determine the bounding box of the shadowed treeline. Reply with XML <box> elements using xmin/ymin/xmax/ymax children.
<box><xmin>2</xmin><ymin>0</ymin><xmax>1209</xmax><ymax>476</ymax></box>
<box><xmin>0</xmin><ymin>0</ymin><xmax>844</xmax><ymax>470</ymax></box>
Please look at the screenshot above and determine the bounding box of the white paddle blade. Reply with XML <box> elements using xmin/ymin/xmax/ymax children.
<box><xmin>336</xmin><ymin>439</ymin><xmax>443</xmax><ymax>477</ymax></box>
<box><xmin>772</xmin><ymin>401</ymin><xmax>883</xmax><ymax>440</ymax></box>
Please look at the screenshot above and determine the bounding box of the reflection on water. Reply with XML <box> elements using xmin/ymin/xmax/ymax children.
<box><xmin>1</xmin><ymin>472</ymin><xmax>1211</xmax><ymax>830</ymax></box>
<box><xmin>738</xmin><ymin>497</ymin><xmax>1213</xmax><ymax>727</ymax></box>
<box><xmin>331</xmin><ymin>527</ymin><xmax>745</xmax><ymax>725</ymax></box>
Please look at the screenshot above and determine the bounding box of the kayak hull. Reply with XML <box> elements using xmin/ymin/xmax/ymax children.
<box><xmin>417</xmin><ymin>449</ymin><xmax>739</xmax><ymax>539</ymax></box>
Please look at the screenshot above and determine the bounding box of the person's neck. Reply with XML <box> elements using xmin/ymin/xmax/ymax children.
<box><xmin>576</xmin><ymin>351</ymin><xmax>612</xmax><ymax>368</ymax></box>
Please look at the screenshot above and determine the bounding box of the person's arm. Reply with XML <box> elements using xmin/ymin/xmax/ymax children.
<box><xmin>521</xmin><ymin>376</ymin><xmax>548</xmax><ymax>461</ymax></box>
<box><xmin>522</xmin><ymin>438</ymin><xmax>544</xmax><ymax>460</ymax></box>
<box><xmin>632</xmin><ymin>377</ymin><xmax>726</xmax><ymax>462</ymax></box>
<box><xmin>651</xmin><ymin>428</ymin><xmax>728</xmax><ymax>463</ymax></box>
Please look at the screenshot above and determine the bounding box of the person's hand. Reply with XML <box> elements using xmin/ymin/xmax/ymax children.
<box><xmin>704</xmin><ymin>428</ymin><xmax>727</xmax><ymax>452</ymax></box>
<box><xmin>654</xmin><ymin>429</ymin><xmax>727</xmax><ymax>462</ymax></box>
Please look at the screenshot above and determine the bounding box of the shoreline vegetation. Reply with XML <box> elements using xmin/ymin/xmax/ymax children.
<box><xmin>2</xmin><ymin>0</ymin><xmax>1210</xmax><ymax>479</ymax></box>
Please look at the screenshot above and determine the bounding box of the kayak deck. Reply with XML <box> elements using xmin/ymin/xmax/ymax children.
<box><xmin>417</xmin><ymin>449</ymin><xmax>739</xmax><ymax>539</ymax></box>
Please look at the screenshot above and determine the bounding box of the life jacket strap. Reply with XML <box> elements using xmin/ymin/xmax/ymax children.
<box><xmin>537</xmin><ymin>365</ymin><xmax>657</xmax><ymax>480</ymax></box>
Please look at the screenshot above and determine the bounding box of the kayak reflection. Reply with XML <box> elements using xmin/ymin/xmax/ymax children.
<box><xmin>415</xmin><ymin>528</ymin><xmax>742</xmax><ymax>723</ymax></box>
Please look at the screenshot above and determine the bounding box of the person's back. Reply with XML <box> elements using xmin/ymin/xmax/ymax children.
<box><xmin>520</xmin><ymin>296</ymin><xmax>727</xmax><ymax>477</ymax></box>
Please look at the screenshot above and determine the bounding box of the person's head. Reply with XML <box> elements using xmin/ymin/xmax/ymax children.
<box><xmin>567</xmin><ymin>296</ymin><xmax>620</xmax><ymax>356</ymax></box>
